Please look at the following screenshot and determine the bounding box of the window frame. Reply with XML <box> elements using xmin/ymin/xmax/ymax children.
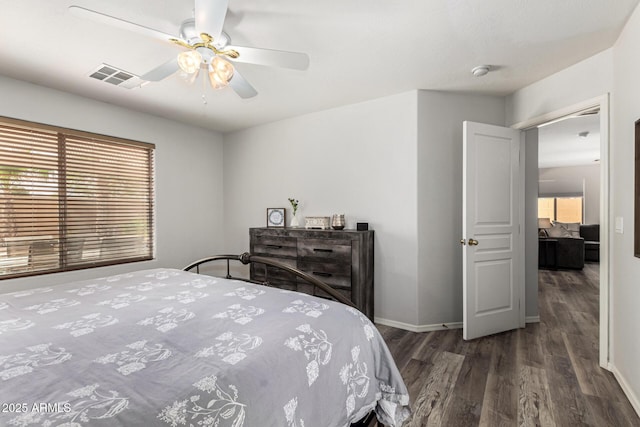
<box><xmin>0</xmin><ymin>116</ymin><xmax>155</xmax><ymax>280</ymax></box>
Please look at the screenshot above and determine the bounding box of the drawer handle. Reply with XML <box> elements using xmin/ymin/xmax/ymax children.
<box><xmin>313</xmin><ymin>248</ymin><xmax>333</xmax><ymax>253</ymax></box>
<box><xmin>313</xmin><ymin>271</ymin><xmax>333</xmax><ymax>277</ymax></box>
<box><xmin>266</xmin><ymin>245</ymin><xmax>283</xmax><ymax>249</ymax></box>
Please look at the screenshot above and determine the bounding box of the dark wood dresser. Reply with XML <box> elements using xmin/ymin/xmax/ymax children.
<box><xmin>249</xmin><ymin>227</ymin><xmax>374</xmax><ymax>320</ymax></box>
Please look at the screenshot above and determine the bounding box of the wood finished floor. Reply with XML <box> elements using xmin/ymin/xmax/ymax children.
<box><xmin>369</xmin><ymin>263</ymin><xmax>640</xmax><ymax>426</ymax></box>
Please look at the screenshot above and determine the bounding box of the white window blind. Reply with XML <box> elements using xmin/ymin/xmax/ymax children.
<box><xmin>0</xmin><ymin>118</ymin><xmax>155</xmax><ymax>279</ymax></box>
<box><xmin>537</xmin><ymin>196</ymin><xmax>583</xmax><ymax>224</ymax></box>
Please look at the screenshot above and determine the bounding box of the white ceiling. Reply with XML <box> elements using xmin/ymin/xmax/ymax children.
<box><xmin>0</xmin><ymin>0</ymin><xmax>638</xmax><ymax>133</ymax></box>
<box><xmin>538</xmin><ymin>113</ymin><xmax>601</xmax><ymax>168</ymax></box>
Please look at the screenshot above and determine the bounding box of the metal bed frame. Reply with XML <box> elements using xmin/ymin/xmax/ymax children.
<box><xmin>183</xmin><ymin>252</ymin><xmax>376</xmax><ymax>426</ymax></box>
<box><xmin>183</xmin><ymin>252</ymin><xmax>356</xmax><ymax>309</ymax></box>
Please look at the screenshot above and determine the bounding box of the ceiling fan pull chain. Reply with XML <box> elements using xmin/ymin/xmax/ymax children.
<box><xmin>201</xmin><ymin>71</ymin><xmax>208</xmax><ymax>105</ymax></box>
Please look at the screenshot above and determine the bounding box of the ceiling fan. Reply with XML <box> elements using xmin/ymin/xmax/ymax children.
<box><xmin>69</xmin><ymin>0</ymin><xmax>310</xmax><ymax>99</ymax></box>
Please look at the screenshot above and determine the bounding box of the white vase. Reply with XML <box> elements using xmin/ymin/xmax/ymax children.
<box><xmin>290</xmin><ymin>213</ymin><xmax>300</xmax><ymax>228</ymax></box>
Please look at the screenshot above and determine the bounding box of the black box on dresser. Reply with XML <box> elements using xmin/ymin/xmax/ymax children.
<box><xmin>249</xmin><ymin>227</ymin><xmax>374</xmax><ymax>320</ymax></box>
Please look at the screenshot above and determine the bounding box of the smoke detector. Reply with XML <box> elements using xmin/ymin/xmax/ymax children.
<box><xmin>471</xmin><ymin>65</ymin><xmax>490</xmax><ymax>77</ymax></box>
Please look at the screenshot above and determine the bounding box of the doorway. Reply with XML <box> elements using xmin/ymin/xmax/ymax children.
<box><xmin>513</xmin><ymin>95</ymin><xmax>610</xmax><ymax>368</ymax></box>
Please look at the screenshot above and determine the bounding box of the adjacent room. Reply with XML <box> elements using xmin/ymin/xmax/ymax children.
<box><xmin>1</xmin><ymin>0</ymin><xmax>640</xmax><ymax>425</ymax></box>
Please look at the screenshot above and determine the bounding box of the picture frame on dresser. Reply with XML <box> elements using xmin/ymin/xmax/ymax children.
<box><xmin>266</xmin><ymin>208</ymin><xmax>286</xmax><ymax>228</ymax></box>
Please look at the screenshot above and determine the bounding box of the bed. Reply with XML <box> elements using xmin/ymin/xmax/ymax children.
<box><xmin>0</xmin><ymin>253</ymin><xmax>410</xmax><ymax>426</ymax></box>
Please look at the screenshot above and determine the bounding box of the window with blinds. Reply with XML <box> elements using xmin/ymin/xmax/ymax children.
<box><xmin>537</xmin><ymin>196</ymin><xmax>583</xmax><ymax>224</ymax></box>
<box><xmin>0</xmin><ymin>117</ymin><xmax>155</xmax><ymax>279</ymax></box>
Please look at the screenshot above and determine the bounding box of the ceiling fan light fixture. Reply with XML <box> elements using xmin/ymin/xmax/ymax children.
<box><xmin>208</xmin><ymin>56</ymin><xmax>234</xmax><ymax>89</ymax></box>
<box><xmin>177</xmin><ymin>50</ymin><xmax>202</xmax><ymax>74</ymax></box>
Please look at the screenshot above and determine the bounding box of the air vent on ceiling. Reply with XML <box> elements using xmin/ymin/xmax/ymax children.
<box><xmin>88</xmin><ymin>64</ymin><xmax>145</xmax><ymax>89</ymax></box>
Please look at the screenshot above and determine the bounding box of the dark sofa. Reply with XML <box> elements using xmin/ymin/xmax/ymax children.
<box><xmin>580</xmin><ymin>224</ymin><xmax>600</xmax><ymax>262</ymax></box>
<box><xmin>539</xmin><ymin>236</ymin><xmax>585</xmax><ymax>269</ymax></box>
<box><xmin>539</xmin><ymin>222</ymin><xmax>600</xmax><ymax>269</ymax></box>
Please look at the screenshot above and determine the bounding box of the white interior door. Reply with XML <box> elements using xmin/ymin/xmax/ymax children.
<box><xmin>463</xmin><ymin>121</ymin><xmax>524</xmax><ymax>340</ymax></box>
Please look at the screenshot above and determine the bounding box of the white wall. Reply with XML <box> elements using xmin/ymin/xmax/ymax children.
<box><xmin>610</xmin><ymin>3</ymin><xmax>640</xmax><ymax>413</ymax></box>
<box><xmin>0</xmin><ymin>75</ymin><xmax>225</xmax><ymax>293</ymax></box>
<box><xmin>223</xmin><ymin>91</ymin><xmax>420</xmax><ymax>325</ymax></box>
<box><xmin>539</xmin><ymin>164</ymin><xmax>601</xmax><ymax>224</ymax></box>
<box><xmin>416</xmin><ymin>91</ymin><xmax>507</xmax><ymax>326</ymax></box>
<box><xmin>506</xmin><ymin>49</ymin><xmax>614</xmax><ymax>126</ymax></box>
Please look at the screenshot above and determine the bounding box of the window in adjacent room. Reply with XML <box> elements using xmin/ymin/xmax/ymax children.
<box><xmin>537</xmin><ymin>196</ymin><xmax>583</xmax><ymax>224</ymax></box>
<box><xmin>0</xmin><ymin>117</ymin><xmax>155</xmax><ymax>279</ymax></box>
<box><xmin>538</xmin><ymin>197</ymin><xmax>555</xmax><ymax>222</ymax></box>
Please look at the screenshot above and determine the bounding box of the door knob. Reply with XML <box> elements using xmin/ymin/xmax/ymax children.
<box><xmin>460</xmin><ymin>239</ymin><xmax>466</xmax><ymax>245</ymax></box>
<box><xmin>468</xmin><ymin>238</ymin><xmax>479</xmax><ymax>246</ymax></box>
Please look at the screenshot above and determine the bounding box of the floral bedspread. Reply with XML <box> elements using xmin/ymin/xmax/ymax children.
<box><xmin>0</xmin><ymin>269</ymin><xmax>410</xmax><ymax>426</ymax></box>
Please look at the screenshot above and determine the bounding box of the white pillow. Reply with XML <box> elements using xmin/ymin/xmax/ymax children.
<box><xmin>553</xmin><ymin>221</ymin><xmax>581</xmax><ymax>237</ymax></box>
<box><xmin>546</xmin><ymin>224</ymin><xmax>573</xmax><ymax>238</ymax></box>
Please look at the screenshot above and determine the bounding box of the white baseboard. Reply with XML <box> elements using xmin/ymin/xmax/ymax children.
<box><xmin>374</xmin><ymin>316</ymin><xmax>540</xmax><ymax>333</ymax></box>
<box><xmin>610</xmin><ymin>365</ymin><xmax>640</xmax><ymax>418</ymax></box>
<box><xmin>525</xmin><ymin>316</ymin><xmax>540</xmax><ymax>323</ymax></box>
<box><xmin>374</xmin><ymin>317</ymin><xmax>462</xmax><ymax>333</ymax></box>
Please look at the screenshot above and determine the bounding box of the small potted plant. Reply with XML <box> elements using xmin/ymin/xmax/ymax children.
<box><xmin>288</xmin><ymin>198</ymin><xmax>300</xmax><ymax>227</ymax></box>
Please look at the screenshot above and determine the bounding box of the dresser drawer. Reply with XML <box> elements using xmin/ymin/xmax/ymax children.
<box><xmin>252</xmin><ymin>235</ymin><xmax>297</xmax><ymax>258</ymax></box>
<box><xmin>255</xmin><ymin>277</ymin><xmax>298</xmax><ymax>292</ymax></box>
<box><xmin>250</xmin><ymin>257</ymin><xmax>297</xmax><ymax>284</ymax></box>
<box><xmin>297</xmin><ymin>238</ymin><xmax>351</xmax><ymax>263</ymax></box>
<box><xmin>270</xmin><ymin>280</ymin><xmax>298</xmax><ymax>292</ymax></box>
<box><xmin>297</xmin><ymin>283</ymin><xmax>352</xmax><ymax>302</ymax></box>
<box><xmin>296</xmin><ymin>260</ymin><xmax>351</xmax><ymax>289</ymax></box>
<box><xmin>250</xmin><ymin>227</ymin><xmax>374</xmax><ymax>320</ymax></box>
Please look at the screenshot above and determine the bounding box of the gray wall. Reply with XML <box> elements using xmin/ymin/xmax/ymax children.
<box><xmin>223</xmin><ymin>89</ymin><xmax>513</xmax><ymax>329</ymax></box>
<box><xmin>525</xmin><ymin>128</ymin><xmax>539</xmax><ymax>320</ymax></box>
<box><xmin>539</xmin><ymin>164</ymin><xmax>601</xmax><ymax>224</ymax></box>
<box><xmin>508</xmin><ymin>4</ymin><xmax>640</xmax><ymax>412</ymax></box>
<box><xmin>0</xmin><ymin>75</ymin><xmax>225</xmax><ymax>293</ymax></box>
<box><xmin>223</xmin><ymin>91</ymin><xmax>420</xmax><ymax>326</ymax></box>
<box><xmin>416</xmin><ymin>91</ymin><xmax>507</xmax><ymax>326</ymax></box>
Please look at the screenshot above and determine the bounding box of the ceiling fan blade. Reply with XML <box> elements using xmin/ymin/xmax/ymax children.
<box><xmin>140</xmin><ymin>57</ymin><xmax>179</xmax><ymax>81</ymax></box>
<box><xmin>68</xmin><ymin>6</ymin><xmax>177</xmax><ymax>42</ymax></box>
<box><xmin>195</xmin><ymin>0</ymin><xmax>229</xmax><ymax>41</ymax></box>
<box><xmin>228</xmin><ymin>69</ymin><xmax>258</xmax><ymax>99</ymax></box>
<box><xmin>226</xmin><ymin>45</ymin><xmax>309</xmax><ymax>70</ymax></box>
